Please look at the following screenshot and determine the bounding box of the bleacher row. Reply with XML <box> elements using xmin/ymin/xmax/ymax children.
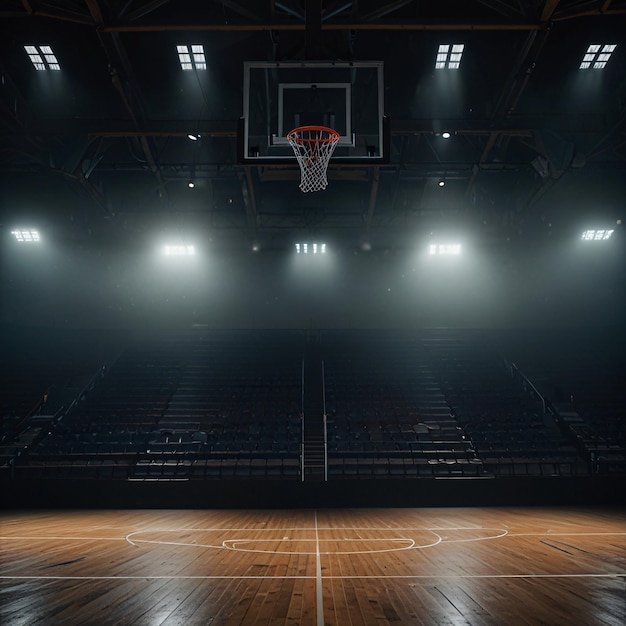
<box><xmin>17</xmin><ymin>457</ymin><xmax>301</xmax><ymax>480</ymax></box>
<box><xmin>322</xmin><ymin>334</ymin><xmax>487</xmax><ymax>478</ymax></box>
<box><xmin>14</xmin><ymin>331</ymin><xmax>305</xmax><ymax>479</ymax></box>
<box><xmin>423</xmin><ymin>335</ymin><xmax>589</xmax><ymax>476</ymax></box>
<box><xmin>1</xmin><ymin>328</ymin><xmax>623</xmax><ymax>481</ymax></box>
<box><xmin>549</xmin><ymin>334</ymin><xmax>625</xmax><ymax>473</ymax></box>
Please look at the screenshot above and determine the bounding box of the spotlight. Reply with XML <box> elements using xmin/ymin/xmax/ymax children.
<box><xmin>188</xmin><ymin>181</ymin><xmax>195</xmax><ymax>189</ymax></box>
<box><xmin>438</xmin><ymin>179</ymin><xmax>446</xmax><ymax>187</ymax></box>
<box><xmin>295</xmin><ymin>242</ymin><xmax>326</xmax><ymax>254</ymax></box>
<box><xmin>442</xmin><ymin>132</ymin><xmax>451</xmax><ymax>139</ymax></box>
<box><xmin>581</xmin><ymin>229</ymin><xmax>613</xmax><ymax>241</ymax></box>
<box><xmin>11</xmin><ymin>229</ymin><xmax>40</xmax><ymax>242</ymax></box>
<box><xmin>187</xmin><ymin>133</ymin><xmax>200</xmax><ymax>141</ymax></box>
<box><xmin>163</xmin><ymin>245</ymin><xmax>195</xmax><ymax>256</ymax></box>
<box><xmin>429</xmin><ymin>243</ymin><xmax>461</xmax><ymax>255</ymax></box>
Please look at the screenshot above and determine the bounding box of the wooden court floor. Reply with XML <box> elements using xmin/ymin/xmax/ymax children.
<box><xmin>1</xmin><ymin>507</ymin><xmax>624</xmax><ymax>625</ymax></box>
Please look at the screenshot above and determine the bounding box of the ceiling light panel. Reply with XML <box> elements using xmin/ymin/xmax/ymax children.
<box><xmin>24</xmin><ymin>45</ymin><xmax>60</xmax><ymax>71</ymax></box>
<box><xmin>177</xmin><ymin>45</ymin><xmax>206</xmax><ymax>71</ymax></box>
<box><xmin>11</xmin><ymin>229</ymin><xmax>40</xmax><ymax>242</ymax></box>
<box><xmin>429</xmin><ymin>243</ymin><xmax>461</xmax><ymax>255</ymax></box>
<box><xmin>579</xmin><ymin>44</ymin><xmax>616</xmax><ymax>69</ymax></box>
<box><xmin>163</xmin><ymin>245</ymin><xmax>196</xmax><ymax>255</ymax></box>
<box><xmin>435</xmin><ymin>44</ymin><xmax>464</xmax><ymax>69</ymax></box>
<box><xmin>581</xmin><ymin>229</ymin><xmax>613</xmax><ymax>241</ymax></box>
<box><xmin>295</xmin><ymin>242</ymin><xmax>326</xmax><ymax>254</ymax></box>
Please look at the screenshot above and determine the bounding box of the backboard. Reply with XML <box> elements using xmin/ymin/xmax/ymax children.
<box><xmin>241</xmin><ymin>61</ymin><xmax>386</xmax><ymax>163</ymax></box>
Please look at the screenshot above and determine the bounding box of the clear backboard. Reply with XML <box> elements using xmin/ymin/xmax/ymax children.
<box><xmin>240</xmin><ymin>61</ymin><xmax>386</xmax><ymax>163</ymax></box>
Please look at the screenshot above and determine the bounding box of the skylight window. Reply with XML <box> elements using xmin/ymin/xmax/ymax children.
<box><xmin>579</xmin><ymin>44</ymin><xmax>616</xmax><ymax>69</ymax></box>
<box><xmin>435</xmin><ymin>44</ymin><xmax>464</xmax><ymax>69</ymax></box>
<box><xmin>11</xmin><ymin>229</ymin><xmax>40</xmax><ymax>242</ymax></box>
<box><xmin>177</xmin><ymin>45</ymin><xmax>206</xmax><ymax>71</ymax></box>
<box><xmin>24</xmin><ymin>45</ymin><xmax>60</xmax><ymax>71</ymax></box>
<box><xmin>581</xmin><ymin>229</ymin><xmax>614</xmax><ymax>241</ymax></box>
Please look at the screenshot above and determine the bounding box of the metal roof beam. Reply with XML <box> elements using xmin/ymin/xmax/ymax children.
<box><xmin>553</xmin><ymin>0</ymin><xmax>626</xmax><ymax>19</ymax></box>
<box><xmin>360</xmin><ymin>0</ymin><xmax>414</xmax><ymax>22</ymax></box>
<box><xmin>12</xmin><ymin>0</ymin><xmax>94</xmax><ymax>24</ymax></box>
<box><xmin>211</xmin><ymin>0</ymin><xmax>263</xmax><ymax>22</ymax></box>
<box><xmin>541</xmin><ymin>0</ymin><xmax>562</xmax><ymax>22</ymax></box>
<box><xmin>274</xmin><ymin>1</ymin><xmax>305</xmax><ymax>20</ymax></box>
<box><xmin>84</xmin><ymin>0</ymin><xmax>170</xmax><ymax>204</ymax></box>
<box><xmin>474</xmin><ymin>0</ymin><xmax>525</xmax><ymax>19</ymax></box>
<box><xmin>122</xmin><ymin>0</ymin><xmax>171</xmax><ymax>22</ymax></box>
<box><xmin>101</xmin><ymin>21</ymin><xmax>549</xmax><ymax>33</ymax></box>
<box><xmin>491</xmin><ymin>19</ymin><xmax>554</xmax><ymax>120</ymax></box>
<box><xmin>323</xmin><ymin>1</ymin><xmax>353</xmax><ymax>22</ymax></box>
<box><xmin>305</xmin><ymin>0</ymin><xmax>323</xmax><ymax>59</ymax></box>
<box><xmin>0</xmin><ymin>62</ymin><xmax>34</xmax><ymax>132</ymax></box>
<box><xmin>466</xmin><ymin>131</ymin><xmax>499</xmax><ymax>194</ymax></box>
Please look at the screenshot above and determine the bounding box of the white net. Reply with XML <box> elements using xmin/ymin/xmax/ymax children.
<box><xmin>287</xmin><ymin>126</ymin><xmax>340</xmax><ymax>193</ymax></box>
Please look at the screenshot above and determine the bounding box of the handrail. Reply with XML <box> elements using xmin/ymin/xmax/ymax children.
<box><xmin>7</xmin><ymin>385</ymin><xmax>54</xmax><ymax>440</ymax></box>
<box><xmin>509</xmin><ymin>360</ymin><xmax>546</xmax><ymax>415</ymax></box>
<box><xmin>61</xmin><ymin>364</ymin><xmax>108</xmax><ymax>422</ymax></box>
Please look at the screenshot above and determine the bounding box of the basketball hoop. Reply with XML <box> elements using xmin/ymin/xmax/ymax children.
<box><xmin>287</xmin><ymin>125</ymin><xmax>340</xmax><ymax>193</ymax></box>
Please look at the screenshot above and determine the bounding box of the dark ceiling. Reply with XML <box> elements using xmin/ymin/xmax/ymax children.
<box><xmin>1</xmin><ymin>0</ymin><xmax>625</xmax><ymax>253</ymax></box>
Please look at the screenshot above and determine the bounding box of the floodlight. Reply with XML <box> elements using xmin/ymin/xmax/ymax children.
<box><xmin>11</xmin><ymin>229</ymin><xmax>40</xmax><ymax>242</ymax></box>
<box><xmin>163</xmin><ymin>244</ymin><xmax>196</xmax><ymax>256</ymax></box>
<box><xmin>177</xmin><ymin>44</ymin><xmax>206</xmax><ymax>71</ymax></box>
<box><xmin>295</xmin><ymin>242</ymin><xmax>326</xmax><ymax>254</ymax></box>
<box><xmin>435</xmin><ymin>43</ymin><xmax>464</xmax><ymax>69</ymax></box>
<box><xmin>24</xmin><ymin>45</ymin><xmax>60</xmax><ymax>71</ymax></box>
<box><xmin>581</xmin><ymin>229</ymin><xmax>613</xmax><ymax>241</ymax></box>
<box><xmin>579</xmin><ymin>44</ymin><xmax>616</xmax><ymax>69</ymax></box>
<box><xmin>442</xmin><ymin>132</ymin><xmax>451</xmax><ymax>139</ymax></box>
<box><xmin>429</xmin><ymin>243</ymin><xmax>461</xmax><ymax>255</ymax></box>
<box><xmin>438</xmin><ymin>179</ymin><xmax>445</xmax><ymax>187</ymax></box>
<box><xmin>187</xmin><ymin>133</ymin><xmax>200</xmax><ymax>141</ymax></box>
<box><xmin>188</xmin><ymin>181</ymin><xmax>195</xmax><ymax>189</ymax></box>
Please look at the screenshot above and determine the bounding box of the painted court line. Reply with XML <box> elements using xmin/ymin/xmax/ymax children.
<box><xmin>221</xmin><ymin>537</ymin><xmax>419</xmax><ymax>554</ymax></box>
<box><xmin>507</xmin><ymin>532</ymin><xmax>626</xmax><ymax>537</ymax></box>
<box><xmin>1</xmin><ymin>573</ymin><xmax>624</xmax><ymax>581</ymax></box>
<box><xmin>314</xmin><ymin>510</ymin><xmax>324</xmax><ymax>626</ymax></box>
<box><xmin>122</xmin><ymin>526</ymin><xmax>508</xmax><ymax>553</ymax></box>
<box><xmin>0</xmin><ymin>536</ymin><xmax>128</xmax><ymax>541</ymax></box>
<box><xmin>5</xmin><ymin>527</ymin><xmax>622</xmax><ymax>558</ymax></box>
<box><xmin>4</xmin><ymin>529</ymin><xmax>624</xmax><ymax>544</ymax></box>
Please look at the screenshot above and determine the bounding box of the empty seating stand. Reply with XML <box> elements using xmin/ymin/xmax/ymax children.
<box><xmin>5</xmin><ymin>327</ymin><xmax>621</xmax><ymax>486</ymax></box>
<box><xmin>324</xmin><ymin>331</ymin><xmax>483</xmax><ymax>479</ymax></box>
<box><xmin>14</xmin><ymin>330</ymin><xmax>304</xmax><ymax>481</ymax></box>
<box><xmin>0</xmin><ymin>326</ymin><xmax>126</xmax><ymax>479</ymax></box>
<box><xmin>423</xmin><ymin>331</ymin><xmax>587</xmax><ymax>477</ymax></box>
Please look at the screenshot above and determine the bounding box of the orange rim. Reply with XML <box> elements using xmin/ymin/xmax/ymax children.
<box><xmin>286</xmin><ymin>125</ymin><xmax>340</xmax><ymax>144</ymax></box>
